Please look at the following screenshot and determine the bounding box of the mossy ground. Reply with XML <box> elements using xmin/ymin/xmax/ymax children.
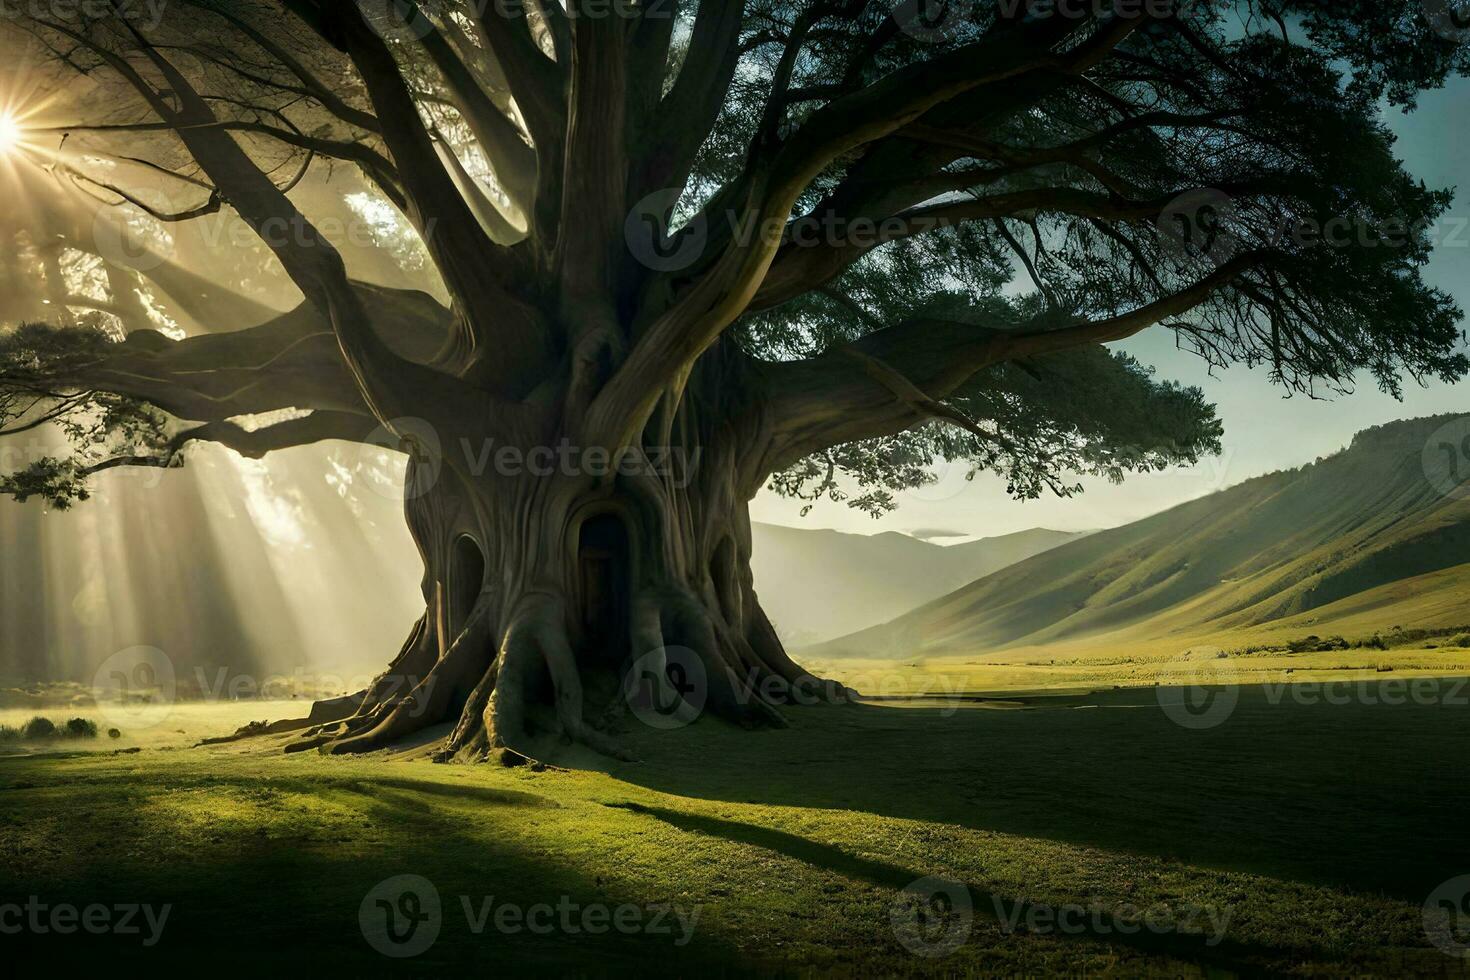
<box><xmin>2</xmin><ymin>682</ymin><xmax>1468</xmax><ymax>975</ymax></box>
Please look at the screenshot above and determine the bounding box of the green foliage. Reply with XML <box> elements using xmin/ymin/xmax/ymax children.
<box><xmin>715</xmin><ymin>2</ymin><xmax>1468</xmax><ymax>516</ymax></box>
<box><xmin>0</xmin><ymin>457</ymin><xmax>92</xmax><ymax>510</ymax></box>
<box><xmin>768</xmin><ymin>344</ymin><xmax>1222</xmax><ymax>515</ymax></box>
<box><xmin>0</xmin><ymin>323</ymin><xmax>173</xmax><ymax>508</ymax></box>
<box><xmin>22</xmin><ymin>716</ymin><xmax>57</xmax><ymax>739</ymax></box>
<box><xmin>3</xmin><ymin>2</ymin><xmax>1466</xmax><ymax>524</ymax></box>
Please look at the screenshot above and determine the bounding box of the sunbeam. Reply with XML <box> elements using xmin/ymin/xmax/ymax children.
<box><xmin>0</xmin><ymin>114</ymin><xmax>20</xmax><ymax>156</ymax></box>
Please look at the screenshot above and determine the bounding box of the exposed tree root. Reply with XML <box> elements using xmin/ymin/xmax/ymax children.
<box><xmin>220</xmin><ymin>437</ymin><xmax>843</xmax><ymax>765</ymax></box>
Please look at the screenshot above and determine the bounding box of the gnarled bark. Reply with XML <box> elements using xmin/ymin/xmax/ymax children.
<box><xmin>256</xmin><ymin>346</ymin><xmax>844</xmax><ymax>764</ymax></box>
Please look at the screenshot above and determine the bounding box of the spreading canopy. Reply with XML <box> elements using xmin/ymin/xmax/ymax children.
<box><xmin>0</xmin><ymin>0</ymin><xmax>1465</xmax><ymax>511</ymax></box>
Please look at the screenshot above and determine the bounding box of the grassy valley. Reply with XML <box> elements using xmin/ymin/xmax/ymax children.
<box><xmin>809</xmin><ymin>416</ymin><xmax>1470</xmax><ymax>696</ymax></box>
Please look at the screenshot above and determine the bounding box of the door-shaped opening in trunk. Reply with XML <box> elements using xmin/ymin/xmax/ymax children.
<box><xmin>578</xmin><ymin>514</ymin><xmax>630</xmax><ymax>664</ymax></box>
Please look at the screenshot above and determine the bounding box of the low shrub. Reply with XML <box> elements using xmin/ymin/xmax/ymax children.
<box><xmin>2</xmin><ymin>716</ymin><xmax>104</xmax><ymax>741</ymax></box>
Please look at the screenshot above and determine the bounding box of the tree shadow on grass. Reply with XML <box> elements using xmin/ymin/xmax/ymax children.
<box><xmin>604</xmin><ymin>801</ymin><xmax>1322</xmax><ymax>976</ymax></box>
<box><xmin>0</xmin><ymin>759</ymin><xmax>741</xmax><ymax>975</ymax></box>
<box><xmin>609</xmin><ymin>688</ymin><xmax>1470</xmax><ymax>901</ymax></box>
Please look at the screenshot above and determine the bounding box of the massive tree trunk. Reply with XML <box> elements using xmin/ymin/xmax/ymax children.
<box><xmin>279</xmin><ymin>345</ymin><xmax>842</xmax><ymax>764</ymax></box>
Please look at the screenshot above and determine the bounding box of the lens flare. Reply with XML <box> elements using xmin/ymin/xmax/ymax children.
<box><xmin>0</xmin><ymin>114</ymin><xmax>20</xmax><ymax>155</ymax></box>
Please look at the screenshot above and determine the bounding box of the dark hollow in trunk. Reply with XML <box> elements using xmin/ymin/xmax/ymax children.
<box><xmin>268</xmin><ymin>356</ymin><xmax>847</xmax><ymax>764</ymax></box>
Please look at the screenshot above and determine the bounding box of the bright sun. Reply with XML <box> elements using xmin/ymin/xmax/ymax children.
<box><xmin>0</xmin><ymin>114</ymin><xmax>22</xmax><ymax>155</ymax></box>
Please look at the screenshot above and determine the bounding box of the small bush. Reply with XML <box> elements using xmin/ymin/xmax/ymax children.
<box><xmin>65</xmin><ymin>717</ymin><xmax>98</xmax><ymax>738</ymax></box>
<box><xmin>0</xmin><ymin>724</ymin><xmax>19</xmax><ymax>741</ymax></box>
<box><xmin>1286</xmin><ymin>634</ymin><xmax>1349</xmax><ymax>653</ymax></box>
<box><xmin>1455</xmin><ymin>634</ymin><xmax>1470</xmax><ymax>648</ymax></box>
<box><xmin>107</xmin><ymin>728</ymin><xmax>121</xmax><ymax>739</ymax></box>
<box><xmin>23</xmin><ymin>716</ymin><xmax>57</xmax><ymax>739</ymax></box>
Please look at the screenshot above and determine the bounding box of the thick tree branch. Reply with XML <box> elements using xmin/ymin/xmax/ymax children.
<box><xmin>632</xmin><ymin>0</ymin><xmax>743</xmax><ymax>199</ymax></box>
<box><xmin>761</xmin><ymin>251</ymin><xmax>1262</xmax><ymax>470</ymax></box>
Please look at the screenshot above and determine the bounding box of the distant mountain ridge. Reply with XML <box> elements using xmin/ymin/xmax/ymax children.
<box><xmin>750</xmin><ymin>523</ymin><xmax>1087</xmax><ymax>644</ymax></box>
<box><xmin>812</xmin><ymin>414</ymin><xmax>1470</xmax><ymax>658</ymax></box>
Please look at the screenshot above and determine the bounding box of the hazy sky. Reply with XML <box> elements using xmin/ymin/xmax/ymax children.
<box><xmin>752</xmin><ymin>77</ymin><xmax>1470</xmax><ymax>541</ymax></box>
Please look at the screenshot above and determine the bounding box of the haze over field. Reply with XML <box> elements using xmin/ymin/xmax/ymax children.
<box><xmin>815</xmin><ymin>414</ymin><xmax>1470</xmax><ymax>663</ymax></box>
<box><xmin>751</xmin><ymin>524</ymin><xmax>1086</xmax><ymax>644</ymax></box>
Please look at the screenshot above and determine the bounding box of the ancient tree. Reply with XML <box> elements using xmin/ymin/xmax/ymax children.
<box><xmin>0</xmin><ymin>1</ymin><xmax>1465</xmax><ymax>760</ymax></box>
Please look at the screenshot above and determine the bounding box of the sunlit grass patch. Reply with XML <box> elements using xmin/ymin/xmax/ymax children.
<box><xmin>1</xmin><ymin>695</ymin><xmax>1465</xmax><ymax>975</ymax></box>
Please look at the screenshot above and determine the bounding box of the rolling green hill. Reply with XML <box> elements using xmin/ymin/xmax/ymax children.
<box><xmin>813</xmin><ymin>414</ymin><xmax>1470</xmax><ymax>661</ymax></box>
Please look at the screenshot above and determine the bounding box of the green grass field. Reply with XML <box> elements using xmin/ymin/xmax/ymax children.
<box><xmin>4</xmin><ymin>681</ymin><xmax>1470</xmax><ymax>976</ymax></box>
